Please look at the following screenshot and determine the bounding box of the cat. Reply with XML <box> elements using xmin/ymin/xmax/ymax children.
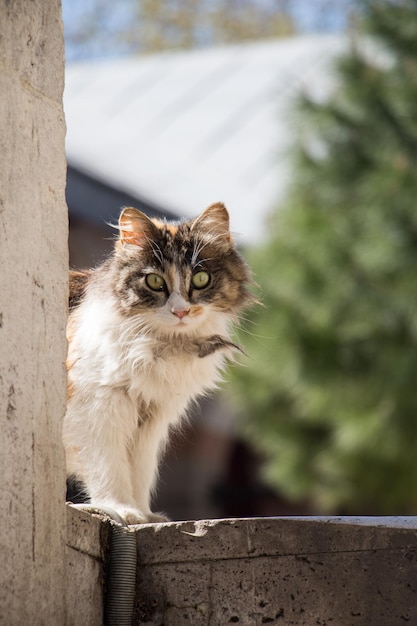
<box><xmin>64</xmin><ymin>202</ymin><xmax>253</xmax><ymax>524</ymax></box>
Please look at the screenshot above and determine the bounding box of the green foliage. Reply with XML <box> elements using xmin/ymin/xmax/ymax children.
<box><xmin>231</xmin><ymin>0</ymin><xmax>417</xmax><ymax>514</ymax></box>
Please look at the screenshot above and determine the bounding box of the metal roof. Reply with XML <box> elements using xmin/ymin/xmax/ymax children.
<box><xmin>64</xmin><ymin>35</ymin><xmax>347</xmax><ymax>244</ymax></box>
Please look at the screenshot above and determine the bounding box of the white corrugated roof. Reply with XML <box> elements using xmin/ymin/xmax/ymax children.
<box><xmin>64</xmin><ymin>35</ymin><xmax>347</xmax><ymax>244</ymax></box>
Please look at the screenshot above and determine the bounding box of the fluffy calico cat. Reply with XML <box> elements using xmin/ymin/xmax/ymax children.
<box><xmin>64</xmin><ymin>202</ymin><xmax>253</xmax><ymax>524</ymax></box>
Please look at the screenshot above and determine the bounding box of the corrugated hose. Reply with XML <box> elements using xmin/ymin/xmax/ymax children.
<box><xmin>70</xmin><ymin>504</ymin><xmax>137</xmax><ymax>626</ymax></box>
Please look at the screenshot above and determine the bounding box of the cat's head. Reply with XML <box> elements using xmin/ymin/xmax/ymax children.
<box><xmin>112</xmin><ymin>202</ymin><xmax>253</xmax><ymax>336</ymax></box>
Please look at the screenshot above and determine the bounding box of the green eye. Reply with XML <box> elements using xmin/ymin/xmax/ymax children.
<box><xmin>192</xmin><ymin>271</ymin><xmax>210</xmax><ymax>289</ymax></box>
<box><xmin>145</xmin><ymin>273</ymin><xmax>166</xmax><ymax>291</ymax></box>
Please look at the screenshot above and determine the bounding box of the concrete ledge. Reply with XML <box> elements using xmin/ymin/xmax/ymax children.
<box><xmin>133</xmin><ymin>517</ymin><xmax>417</xmax><ymax>625</ymax></box>
<box><xmin>65</xmin><ymin>506</ymin><xmax>110</xmax><ymax>626</ymax></box>
<box><xmin>63</xmin><ymin>513</ymin><xmax>417</xmax><ymax>625</ymax></box>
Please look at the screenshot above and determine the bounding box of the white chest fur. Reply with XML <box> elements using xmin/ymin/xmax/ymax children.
<box><xmin>64</xmin><ymin>297</ymin><xmax>229</xmax><ymax>486</ymax></box>
<box><xmin>68</xmin><ymin>297</ymin><xmax>227</xmax><ymax>411</ymax></box>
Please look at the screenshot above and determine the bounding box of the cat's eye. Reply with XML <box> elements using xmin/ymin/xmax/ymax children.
<box><xmin>145</xmin><ymin>273</ymin><xmax>166</xmax><ymax>291</ymax></box>
<box><xmin>192</xmin><ymin>271</ymin><xmax>210</xmax><ymax>289</ymax></box>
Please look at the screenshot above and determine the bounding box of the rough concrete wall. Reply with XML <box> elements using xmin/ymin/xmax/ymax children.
<box><xmin>0</xmin><ymin>1</ymin><xmax>68</xmax><ymax>623</ymax></box>
<box><xmin>133</xmin><ymin>517</ymin><xmax>417</xmax><ymax>625</ymax></box>
<box><xmin>66</xmin><ymin>507</ymin><xmax>109</xmax><ymax>626</ymax></box>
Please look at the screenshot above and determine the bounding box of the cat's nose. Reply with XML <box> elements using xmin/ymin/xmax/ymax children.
<box><xmin>171</xmin><ymin>308</ymin><xmax>190</xmax><ymax>319</ymax></box>
<box><xmin>169</xmin><ymin>292</ymin><xmax>190</xmax><ymax>319</ymax></box>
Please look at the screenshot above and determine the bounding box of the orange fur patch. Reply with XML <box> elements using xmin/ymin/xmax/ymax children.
<box><xmin>66</xmin><ymin>316</ymin><xmax>79</xmax><ymax>371</ymax></box>
<box><xmin>152</xmin><ymin>219</ymin><xmax>178</xmax><ymax>236</ymax></box>
<box><xmin>67</xmin><ymin>380</ymin><xmax>75</xmax><ymax>402</ymax></box>
<box><xmin>189</xmin><ymin>305</ymin><xmax>204</xmax><ymax>318</ymax></box>
<box><xmin>166</xmin><ymin>224</ymin><xmax>179</xmax><ymax>236</ymax></box>
<box><xmin>127</xmin><ymin>232</ymin><xmax>147</xmax><ymax>246</ymax></box>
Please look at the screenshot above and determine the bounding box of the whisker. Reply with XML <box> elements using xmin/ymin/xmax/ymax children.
<box><xmin>193</xmin><ymin>256</ymin><xmax>213</xmax><ymax>269</ymax></box>
<box><xmin>150</xmin><ymin>240</ymin><xmax>164</xmax><ymax>266</ymax></box>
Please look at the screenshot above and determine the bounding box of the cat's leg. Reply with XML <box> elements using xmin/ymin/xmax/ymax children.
<box><xmin>83</xmin><ymin>445</ymin><xmax>149</xmax><ymax>525</ymax></box>
<box><xmin>130</xmin><ymin>418</ymin><xmax>170</xmax><ymax>523</ymax></box>
<box><xmin>64</xmin><ymin>395</ymin><xmax>150</xmax><ymax>525</ymax></box>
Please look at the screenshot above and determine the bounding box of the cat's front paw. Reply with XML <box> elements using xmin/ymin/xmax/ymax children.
<box><xmin>120</xmin><ymin>507</ymin><xmax>150</xmax><ymax>525</ymax></box>
<box><xmin>86</xmin><ymin>501</ymin><xmax>150</xmax><ymax>525</ymax></box>
<box><xmin>70</xmin><ymin>501</ymin><xmax>169</xmax><ymax>525</ymax></box>
<box><xmin>109</xmin><ymin>506</ymin><xmax>169</xmax><ymax>525</ymax></box>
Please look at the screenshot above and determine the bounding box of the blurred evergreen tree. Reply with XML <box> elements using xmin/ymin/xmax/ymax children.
<box><xmin>231</xmin><ymin>0</ymin><xmax>417</xmax><ymax>514</ymax></box>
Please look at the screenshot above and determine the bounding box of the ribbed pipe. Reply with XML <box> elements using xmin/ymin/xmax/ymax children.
<box><xmin>105</xmin><ymin>523</ymin><xmax>137</xmax><ymax>626</ymax></box>
<box><xmin>69</xmin><ymin>504</ymin><xmax>137</xmax><ymax>626</ymax></box>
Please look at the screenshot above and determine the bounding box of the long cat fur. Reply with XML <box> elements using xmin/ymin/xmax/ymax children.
<box><xmin>64</xmin><ymin>202</ymin><xmax>253</xmax><ymax>524</ymax></box>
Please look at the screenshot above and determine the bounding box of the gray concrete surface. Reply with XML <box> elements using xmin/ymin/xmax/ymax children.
<box><xmin>133</xmin><ymin>517</ymin><xmax>417</xmax><ymax>626</ymax></box>
<box><xmin>66</xmin><ymin>506</ymin><xmax>110</xmax><ymax>625</ymax></box>
<box><xmin>0</xmin><ymin>1</ymin><xmax>68</xmax><ymax>623</ymax></box>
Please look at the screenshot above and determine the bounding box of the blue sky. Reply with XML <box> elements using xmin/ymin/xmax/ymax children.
<box><xmin>62</xmin><ymin>0</ymin><xmax>354</xmax><ymax>62</ymax></box>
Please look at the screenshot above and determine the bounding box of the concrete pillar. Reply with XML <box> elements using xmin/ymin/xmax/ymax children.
<box><xmin>0</xmin><ymin>1</ymin><xmax>68</xmax><ymax>623</ymax></box>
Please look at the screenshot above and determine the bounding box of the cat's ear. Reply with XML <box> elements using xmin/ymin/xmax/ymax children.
<box><xmin>191</xmin><ymin>202</ymin><xmax>231</xmax><ymax>245</ymax></box>
<box><xmin>118</xmin><ymin>207</ymin><xmax>158</xmax><ymax>247</ymax></box>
